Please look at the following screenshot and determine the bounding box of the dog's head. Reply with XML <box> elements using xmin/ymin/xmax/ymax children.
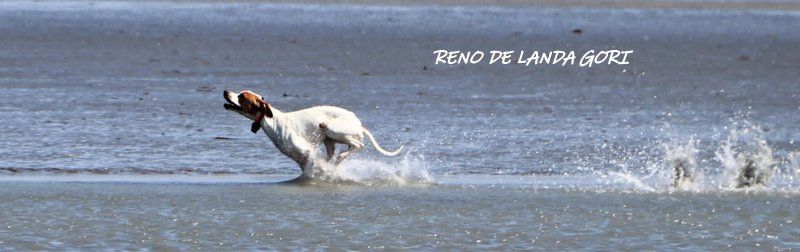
<box><xmin>223</xmin><ymin>90</ymin><xmax>273</xmax><ymax>133</ymax></box>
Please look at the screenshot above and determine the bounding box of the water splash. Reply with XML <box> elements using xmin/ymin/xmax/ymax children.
<box><xmin>590</xmin><ymin>120</ymin><xmax>799</xmax><ymax>194</ymax></box>
<box><xmin>790</xmin><ymin>152</ymin><xmax>800</xmax><ymax>176</ymax></box>
<box><xmin>590</xmin><ymin>134</ymin><xmax>700</xmax><ymax>193</ymax></box>
<box><xmin>302</xmin><ymin>150</ymin><xmax>435</xmax><ymax>186</ymax></box>
<box><xmin>604</xmin><ymin>171</ymin><xmax>658</xmax><ymax>192</ymax></box>
<box><xmin>664</xmin><ymin>138</ymin><xmax>699</xmax><ymax>191</ymax></box>
<box><xmin>714</xmin><ymin>121</ymin><xmax>776</xmax><ymax>189</ymax></box>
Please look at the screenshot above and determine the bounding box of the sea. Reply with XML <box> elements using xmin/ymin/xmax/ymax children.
<box><xmin>0</xmin><ymin>0</ymin><xmax>799</xmax><ymax>249</ymax></box>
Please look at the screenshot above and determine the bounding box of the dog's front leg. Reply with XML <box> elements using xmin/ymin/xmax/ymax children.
<box><xmin>286</xmin><ymin>137</ymin><xmax>319</xmax><ymax>175</ymax></box>
<box><xmin>293</xmin><ymin>150</ymin><xmax>312</xmax><ymax>174</ymax></box>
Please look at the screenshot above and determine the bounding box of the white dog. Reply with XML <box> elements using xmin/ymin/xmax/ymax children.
<box><xmin>223</xmin><ymin>90</ymin><xmax>403</xmax><ymax>174</ymax></box>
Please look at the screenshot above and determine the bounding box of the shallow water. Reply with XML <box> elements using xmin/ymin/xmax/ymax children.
<box><xmin>1</xmin><ymin>0</ymin><xmax>800</xmax><ymax>249</ymax></box>
<box><xmin>0</xmin><ymin>176</ymin><xmax>799</xmax><ymax>250</ymax></box>
<box><xmin>1</xmin><ymin>0</ymin><xmax>799</xmax><ymax>176</ymax></box>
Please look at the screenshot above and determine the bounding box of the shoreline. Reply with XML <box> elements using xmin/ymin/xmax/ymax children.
<box><xmin>3</xmin><ymin>0</ymin><xmax>800</xmax><ymax>12</ymax></box>
<box><xmin>0</xmin><ymin>173</ymin><xmax>797</xmax><ymax>194</ymax></box>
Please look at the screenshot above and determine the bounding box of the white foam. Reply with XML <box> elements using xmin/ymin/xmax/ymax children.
<box><xmin>603</xmin><ymin>120</ymin><xmax>800</xmax><ymax>193</ymax></box>
<box><xmin>663</xmin><ymin>137</ymin><xmax>700</xmax><ymax>191</ymax></box>
<box><xmin>304</xmin><ymin>150</ymin><xmax>435</xmax><ymax>186</ymax></box>
<box><xmin>714</xmin><ymin>121</ymin><xmax>776</xmax><ymax>188</ymax></box>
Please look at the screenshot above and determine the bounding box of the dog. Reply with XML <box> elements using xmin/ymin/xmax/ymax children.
<box><xmin>671</xmin><ymin>158</ymin><xmax>693</xmax><ymax>188</ymax></box>
<box><xmin>736</xmin><ymin>158</ymin><xmax>768</xmax><ymax>188</ymax></box>
<box><xmin>223</xmin><ymin>90</ymin><xmax>403</xmax><ymax>174</ymax></box>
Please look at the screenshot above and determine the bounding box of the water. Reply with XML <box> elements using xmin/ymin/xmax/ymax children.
<box><xmin>1</xmin><ymin>0</ymin><xmax>800</xmax><ymax>249</ymax></box>
<box><xmin>0</xmin><ymin>177</ymin><xmax>799</xmax><ymax>250</ymax></box>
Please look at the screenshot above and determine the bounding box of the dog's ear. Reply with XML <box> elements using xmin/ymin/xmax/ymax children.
<box><xmin>251</xmin><ymin>121</ymin><xmax>261</xmax><ymax>134</ymax></box>
<box><xmin>260</xmin><ymin>98</ymin><xmax>273</xmax><ymax>118</ymax></box>
<box><xmin>250</xmin><ymin>98</ymin><xmax>272</xmax><ymax>134</ymax></box>
<box><xmin>251</xmin><ymin>111</ymin><xmax>263</xmax><ymax>133</ymax></box>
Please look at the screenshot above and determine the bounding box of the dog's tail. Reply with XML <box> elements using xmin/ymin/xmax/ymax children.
<box><xmin>363</xmin><ymin>127</ymin><xmax>404</xmax><ymax>156</ymax></box>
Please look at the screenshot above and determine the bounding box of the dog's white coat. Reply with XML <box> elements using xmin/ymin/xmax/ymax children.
<box><xmin>224</xmin><ymin>90</ymin><xmax>403</xmax><ymax>175</ymax></box>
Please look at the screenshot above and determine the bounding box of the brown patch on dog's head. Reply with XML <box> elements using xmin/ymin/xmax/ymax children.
<box><xmin>223</xmin><ymin>90</ymin><xmax>273</xmax><ymax>133</ymax></box>
<box><xmin>237</xmin><ymin>91</ymin><xmax>272</xmax><ymax>118</ymax></box>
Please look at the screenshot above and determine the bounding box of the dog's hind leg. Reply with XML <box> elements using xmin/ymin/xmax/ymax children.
<box><xmin>334</xmin><ymin>137</ymin><xmax>365</xmax><ymax>165</ymax></box>
<box><xmin>324</xmin><ymin>138</ymin><xmax>336</xmax><ymax>162</ymax></box>
<box><xmin>334</xmin><ymin>145</ymin><xmax>357</xmax><ymax>165</ymax></box>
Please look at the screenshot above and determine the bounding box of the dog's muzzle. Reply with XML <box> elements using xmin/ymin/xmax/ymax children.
<box><xmin>223</xmin><ymin>90</ymin><xmax>243</xmax><ymax>112</ymax></box>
